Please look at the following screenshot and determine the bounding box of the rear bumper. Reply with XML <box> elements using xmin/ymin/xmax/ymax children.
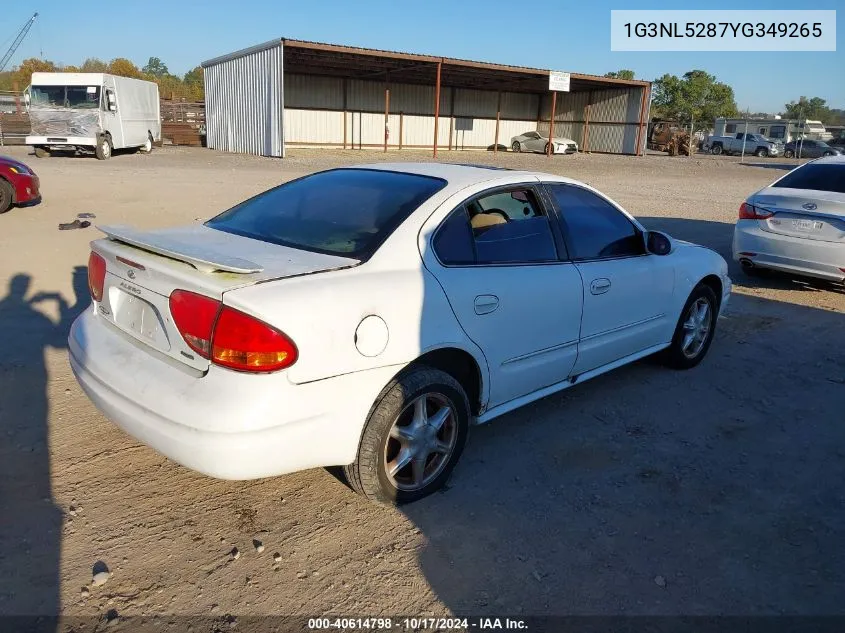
<box><xmin>68</xmin><ymin>309</ymin><xmax>393</xmax><ymax>480</ymax></box>
<box><xmin>733</xmin><ymin>221</ymin><xmax>845</xmax><ymax>282</ymax></box>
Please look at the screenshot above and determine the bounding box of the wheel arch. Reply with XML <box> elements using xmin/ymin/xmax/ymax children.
<box><xmin>411</xmin><ymin>346</ymin><xmax>487</xmax><ymax>416</ymax></box>
<box><xmin>699</xmin><ymin>273</ymin><xmax>723</xmax><ymax>308</ymax></box>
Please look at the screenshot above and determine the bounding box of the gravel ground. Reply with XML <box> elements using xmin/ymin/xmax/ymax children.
<box><xmin>0</xmin><ymin>145</ymin><xmax>843</xmax><ymax>626</ymax></box>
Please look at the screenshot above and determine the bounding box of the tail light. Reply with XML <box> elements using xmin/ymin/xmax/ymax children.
<box><xmin>169</xmin><ymin>290</ymin><xmax>298</xmax><ymax>373</ymax></box>
<box><xmin>739</xmin><ymin>202</ymin><xmax>774</xmax><ymax>220</ymax></box>
<box><xmin>88</xmin><ymin>252</ymin><xmax>107</xmax><ymax>302</ymax></box>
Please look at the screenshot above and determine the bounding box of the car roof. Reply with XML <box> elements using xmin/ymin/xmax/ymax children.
<box><xmin>345</xmin><ymin>162</ymin><xmax>574</xmax><ymax>187</ymax></box>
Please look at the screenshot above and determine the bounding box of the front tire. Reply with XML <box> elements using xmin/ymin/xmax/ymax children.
<box><xmin>755</xmin><ymin>147</ymin><xmax>767</xmax><ymax>157</ymax></box>
<box><xmin>0</xmin><ymin>179</ymin><xmax>13</xmax><ymax>214</ymax></box>
<box><xmin>511</xmin><ymin>141</ymin><xmax>521</xmax><ymax>153</ymax></box>
<box><xmin>343</xmin><ymin>366</ymin><xmax>470</xmax><ymax>505</ymax></box>
<box><xmin>34</xmin><ymin>147</ymin><xmax>50</xmax><ymax>158</ymax></box>
<box><xmin>784</xmin><ymin>149</ymin><xmax>795</xmax><ymax>158</ymax></box>
<box><xmin>661</xmin><ymin>284</ymin><xmax>719</xmax><ymax>370</ymax></box>
<box><xmin>95</xmin><ymin>135</ymin><xmax>112</xmax><ymax>160</ymax></box>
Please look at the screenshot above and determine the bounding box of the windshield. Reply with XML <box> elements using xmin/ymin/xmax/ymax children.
<box><xmin>30</xmin><ymin>85</ymin><xmax>101</xmax><ymax>109</ymax></box>
<box><xmin>206</xmin><ymin>168</ymin><xmax>447</xmax><ymax>258</ymax></box>
<box><xmin>773</xmin><ymin>164</ymin><xmax>845</xmax><ymax>194</ymax></box>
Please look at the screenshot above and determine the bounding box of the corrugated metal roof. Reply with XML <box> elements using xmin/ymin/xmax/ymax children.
<box><xmin>202</xmin><ymin>37</ymin><xmax>650</xmax><ymax>88</ymax></box>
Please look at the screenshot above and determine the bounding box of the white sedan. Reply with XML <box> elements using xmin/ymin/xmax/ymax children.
<box><xmin>69</xmin><ymin>164</ymin><xmax>731</xmax><ymax>504</ymax></box>
<box><xmin>733</xmin><ymin>155</ymin><xmax>845</xmax><ymax>282</ymax></box>
<box><xmin>511</xmin><ymin>131</ymin><xmax>578</xmax><ymax>154</ymax></box>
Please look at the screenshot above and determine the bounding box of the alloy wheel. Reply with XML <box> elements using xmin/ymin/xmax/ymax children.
<box><xmin>383</xmin><ymin>392</ymin><xmax>458</xmax><ymax>492</ymax></box>
<box><xmin>681</xmin><ymin>297</ymin><xmax>712</xmax><ymax>359</ymax></box>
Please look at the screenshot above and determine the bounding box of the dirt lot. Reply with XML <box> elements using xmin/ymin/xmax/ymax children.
<box><xmin>1</xmin><ymin>145</ymin><xmax>843</xmax><ymax>627</ymax></box>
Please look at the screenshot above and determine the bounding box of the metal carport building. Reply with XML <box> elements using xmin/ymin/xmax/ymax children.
<box><xmin>201</xmin><ymin>39</ymin><xmax>651</xmax><ymax>158</ymax></box>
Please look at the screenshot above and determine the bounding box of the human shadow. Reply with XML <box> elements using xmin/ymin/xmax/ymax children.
<box><xmin>0</xmin><ymin>268</ymin><xmax>89</xmax><ymax>629</ymax></box>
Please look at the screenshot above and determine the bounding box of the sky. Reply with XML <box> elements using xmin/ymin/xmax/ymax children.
<box><xmin>3</xmin><ymin>0</ymin><xmax>842</xmax><ymax>113</ymax></box>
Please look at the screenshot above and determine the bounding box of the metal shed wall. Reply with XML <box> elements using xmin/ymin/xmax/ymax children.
<box><xmin>203</xmin><ymin>41</ymin><xmax>284</xmax><ymax>157</ymax></box>
<box><xmin>283</xmin><ymin>74</ymin><xmax>537</xmax><ymax>150</ymax></box>
<box><xmin>537</xmin><ymin>86</ymin><xmax>648</xmax><ymax>155</ymax></box>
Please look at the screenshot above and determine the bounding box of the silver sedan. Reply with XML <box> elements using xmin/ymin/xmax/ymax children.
<box><xmin>733</xmin><ymin>155</ymin><xmax>845</xmax><ymax>282</ymax></box>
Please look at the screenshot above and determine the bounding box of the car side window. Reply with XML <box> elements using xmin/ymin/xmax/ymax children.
<box><xmin>433</xmin><ymin>188</ymin><xmax>558</xmax><ymax>265</ymax></box>
<box><xmin>547</xmin><ymin>184</ymin><xmax>645</xmax><ymax>260</ymax></box>
<box><xmin>433</xmin><ymin>206</ymin><xmax>475</xmax><ymax>265</ymax></box>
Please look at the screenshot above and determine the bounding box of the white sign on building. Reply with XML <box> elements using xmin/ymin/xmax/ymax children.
<box><xmin>549</xmin><ymin>71</ymin><xmax>571</xmax><ymax>92</ymax></box>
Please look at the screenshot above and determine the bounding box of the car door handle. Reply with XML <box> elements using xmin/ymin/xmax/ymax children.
<box><xmin>590</xmin><ymin>278</ymin><xmax>611</xmax><ymax>295</ymax></box>
<box><xmin>474</xmin><ymin>294</ymin><xmax>500</xmax><ymax>315</ymax></box>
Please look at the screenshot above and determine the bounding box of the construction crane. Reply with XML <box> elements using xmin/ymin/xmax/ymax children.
<box><xmin>0</xmin><ymin>12</ymin><xmax>39</xmax><ymax>73</ymax></box>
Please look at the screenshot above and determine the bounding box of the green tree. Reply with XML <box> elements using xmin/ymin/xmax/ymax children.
<box><xmin>81</xmin><ymin>58</ymin><xmax>108</xmax><ymax>72</ymax></box>
<box><xmin>604</xmin><ymin>69</ymin><xmax>635</xmax><ymax>80</ymax></box>
<box><xmin>142</xmin><ymin>56</ymin><xmax>170</xmax><ymax>78</ymax></box>
<box><xmin>652</xmin><ymin>70</ymin><xmax>737</xmax><ymax>132</ymax></box>
<box><xmin>783</xmin><ymin>96</ymin><xmax>829</xmax><ymax>121</ymax></box>
<box><xmin>183</xmin><ymin>66</ymin><xmax>204</xmax><ymax>101</ymax></box>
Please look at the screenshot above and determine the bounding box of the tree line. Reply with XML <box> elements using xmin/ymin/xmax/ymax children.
<box><xmin>605</xmin><ymin>69</ymin><xmax>844</xmax><ymax>131</ymax></box>
<box><xmin>0</xmin><ymin>56</ymin><xmax>204</xmax><ymax>102</ymax></box>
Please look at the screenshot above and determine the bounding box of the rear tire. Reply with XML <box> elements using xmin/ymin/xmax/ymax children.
<box><xmin>711</xmin><ymin>144</ymin><xmax>723</xmax><ymax>155</ymax></box>
<box><xmin>34</xmin><ymin>147</ymin><xmax>50</xmax><ymax>158</ymax></box>
<box><xmin>0</xmin><ymin>179</ymin><xmax>13</xmax><ymax>214</ymax></box>
<box><xmin>343</xmin><ymin>366</ymin><xmax>470</xmax><ymax>505</ymax></box>
<box><xmin>95</xmin><ymin>135</ymin><xmax>112</xmax><ymax>160</ymax></box>
<box><xmin>661</xmin><ymin>283</ymin><xmax>719</xmax><ymax>370</ymax></box>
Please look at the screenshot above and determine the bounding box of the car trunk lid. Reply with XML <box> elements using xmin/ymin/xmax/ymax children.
<box><xmin>90</xmin><ymin>224</ymin><xmax>358</xmax><ymax>372</ymax></box>
<box><xmin>751</xmin><ymin>187</ymin><xmax>845</xmax><ymax>243</ymax></box>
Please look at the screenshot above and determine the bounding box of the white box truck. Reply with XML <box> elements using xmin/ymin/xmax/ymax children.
<box><xmin>25</xmin><ymin>72</ymin><xmax>161</xmax><ymax>160</ymax></box>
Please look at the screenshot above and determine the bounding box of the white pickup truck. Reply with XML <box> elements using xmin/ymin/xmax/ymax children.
<box><xmin>705</xmin><ymin>132</ymin><xmax>780</xmax><ymax>158</ymax></box>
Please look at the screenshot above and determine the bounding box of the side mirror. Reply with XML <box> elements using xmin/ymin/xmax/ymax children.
<box><xmin>108</xmin><ymin>103</ymin><xmax>117</xmax><ymax>112</ymax></box>
<box><xmin>24</xmin><ymin>91</ymin><xmax>30</xmax><ymax>106</ymax></box>
<box><xmin>645</xmin><ymin>230</ymin><xmax>673</xmax><ymax>256</ymax></box>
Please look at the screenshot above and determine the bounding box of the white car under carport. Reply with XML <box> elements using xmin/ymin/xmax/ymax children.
<box><xmin>511</xmin><ymin>131</ymin><xmax>578</xmax><ymax>154</ymax></box>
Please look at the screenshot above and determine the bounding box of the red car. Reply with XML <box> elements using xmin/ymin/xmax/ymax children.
<box><xmin>0</xmin><ymin>155</ymin><xmax>41</xmax><ymax>214</ymax></box>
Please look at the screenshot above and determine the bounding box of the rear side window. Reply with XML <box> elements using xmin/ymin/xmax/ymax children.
<box><xmin>206</xmin><ymin>169</ymin><xmax>446</xmax><ymax>258</ymax></box>
<box><xmin>773</xmin><ymin>164</ymin><xmax>845</xmax><ymax>194</ymax></box>
<box><xmin>433</xmin><ymin>207</ymin><xmax>475</xmax><ymax>265</ymax></box>
<box><xmin>548</xmin><ymin>184</ymin><xmax>644</xmax><ymax>260</ymax></box>
<box><xmin>432</xmin><ymin>187</ymin><xmax>558</xmax><ymax>265</ymax></box>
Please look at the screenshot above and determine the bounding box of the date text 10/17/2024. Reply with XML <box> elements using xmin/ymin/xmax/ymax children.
<box><xmin>307</xmin><ymin>617</ymin><xmax>529</xmax><ymax>630</ymax></box>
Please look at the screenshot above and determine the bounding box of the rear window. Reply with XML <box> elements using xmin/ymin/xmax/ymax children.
<box><xmin>206</xmin><ymin>169</ymin><xmax>446</xmax><ymax>258</ymax></box>
<box><xmin>773</xmin><ymin>164</ymin><xmax>845</xmax><ymax>194</ymax></box>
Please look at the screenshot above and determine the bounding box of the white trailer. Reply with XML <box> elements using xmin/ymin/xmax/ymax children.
<box><xmin>25</xmin><ymin>72</ymin><xmax>161</xmax><ymax>160</ymax></box>
<box><xmin>713</xmin><ymin>117</ymin><xmax>832</xmax><ymax>144</ymax></box>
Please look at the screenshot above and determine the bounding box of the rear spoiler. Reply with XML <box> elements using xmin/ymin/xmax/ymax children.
<box><xmin>98</xmin><ymin>224</ymin><xmax>264</xmax><ymax>274</ymax></box>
